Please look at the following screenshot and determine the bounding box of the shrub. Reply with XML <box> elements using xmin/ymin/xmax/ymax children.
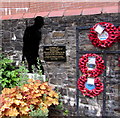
<box><xmin>0</xmin><ymin>54</ymin><xmax>28</xmax><ymax>89</ymax></box>
<box><xmin>0</xmin><ymin>79</ymin><xmax>59</xmax><ymax>117</ymax></box>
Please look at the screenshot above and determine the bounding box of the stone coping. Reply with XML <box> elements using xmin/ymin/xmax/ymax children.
<box><xmin>0</xmin><ymin>5</ymin><xmax>119</xmax><ymax>20</ymax></box>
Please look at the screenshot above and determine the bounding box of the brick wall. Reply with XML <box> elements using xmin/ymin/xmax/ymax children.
<box><xmin>1</xmin><ymin>13</ymin><xmax>120</xmax><ymax>116</ymax></box>
<box><xmin>1</xmin><ymin>2</ymin><xmax>118</xmax><ymax>15</ymax></box>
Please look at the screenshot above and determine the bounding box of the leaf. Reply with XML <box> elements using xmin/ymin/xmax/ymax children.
<box><xmin>27</xmin><ymin>79</ymin><xmax>35</xmax><ymax>83</ymax></box>
<box><xmin>21</xmin><ymin>86</ymin><xmax>29</xmax><ymax>92</ymax></box>
<box><xmin>2</xmin><ymin>82</ymin><xmax>7</xmax><ymax>88</ymax></box>
<box><xmin>40</xmin><ymin>105</ymin><xmax>48</xmax><ymax>111</ymax></box>
<box><xmin>5</xmin><ymin>107</ymin><xmax>19</xmax><ymax>116</ymax></box>
<box><xmin>20</xmin><ymin>101</ymin><xmax>27</xmax><ymax>107</ymax></box>
<box><xmin>2</xmin><ymin>87</ymin><xmax>16</xmax><ymax>95</ymax></box>
<box><xmin>16</xmin><ymin>94</ymin><xmax>22</xmax><ymax>99</ymax></box>
<box><xmin>1</xmin><ymin>103</ymin><xmax>11</xmax><ymax>111</ymax></box>
<box><xmin>30</xmin><ymin>98</ymin><xmax>39</xmax><ymax>104</ymax></box>
<box><xmin>52</xmin><ymin>98</ymin><xmax>59</xmax><ymax>105</ymax></box>
<box><xmin>32</xmin><ymin>93</ymin><xmax>42</xmax><ymax>98</ymax></box>
<box><xmin>48</xmin><ymin>91</ymin><xmax>59</xmax><ymax>98</ymax></box>
<box><xmin>19</xmin><ymin>106</ymin><xmax>29</xmax><ymax>115</ymax></box>
<box><xmin>40</xmin><ymin>84</ymin><xmax>46</xmax><ymax>90</ymax></box>
<box><xmin>14</xmin><ymin>100</ymin><xmax>21</xmax><ymax>105</ymax></box>
<box><xmin>44</xmin><ymin>100</ymin><xmax>52</xmax><ymax>107</ymax></box>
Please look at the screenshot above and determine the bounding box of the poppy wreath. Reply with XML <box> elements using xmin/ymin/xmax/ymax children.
<box><xmin>77</xmin><ymin>74</ymin><xmax>104</xmax><ymax>98</ymax></box>
<box><xmin>117</xmin><ymin>26</ymin><xmax>120</xmax><ymax>43</ymax></box>
<box><xmin>79</xmin><ymin>53</ymin><xmax>105</xmax><ymax>77</ymax></box>
<box><xmin>88</xmin><ymin>22</ymin><xmax>119</xmax><ymax>48</ymax></box>
<box><xmin>118</xmin><ymin>57</ymin><xmax>120</xmax><ymax>67</ymax></box>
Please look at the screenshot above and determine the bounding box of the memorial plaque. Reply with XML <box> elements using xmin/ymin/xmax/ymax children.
<box><xmin>43</xmin><ymin>46</ymin><xmax>66</xmax><ymax>61</ymax></box>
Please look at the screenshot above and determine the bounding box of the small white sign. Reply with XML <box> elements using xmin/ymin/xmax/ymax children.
<box><xmin>98</xmin><ymin>31</ymin><xmax>109</xmax><ymax>41</ymax></box>
<box><xmin>88</xmin><ymin>57</ymin><xmax>96</xmax><ymax>64</ymax></box>
<box><xmin>87</xmin><ymin>77</ymin><xmax>95</xmax><ymax>85</ymax></box>
<box><xmin>94</xmin><ymin>24</ymin><xmax>105</xmax><ymax>34</ymax></box>
<box><xmin>87</xmin><ymin>57</ymin><xmax>96</xmax><ymax>70</ymax></box>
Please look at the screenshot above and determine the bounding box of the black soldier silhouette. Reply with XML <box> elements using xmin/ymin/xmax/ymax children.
<box><xmin>22</xmin><ymin>16</ymin><xmax>44</xmax><ymax>74</ymax></box>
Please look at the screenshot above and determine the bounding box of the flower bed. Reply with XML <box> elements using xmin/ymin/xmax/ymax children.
<box><xmin>0</xmin><ymin>79</ymin><xmax>59</xmax><ymax>117</ymax></box>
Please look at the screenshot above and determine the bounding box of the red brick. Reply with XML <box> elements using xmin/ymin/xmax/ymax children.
<box><xmin>1</xmin><ymin>15</ymin><xmax>12</xmax><ymax>20</ymax></box>
<box><xmin>11</xmin><ymin>13</ymin><xmax>24</xmax><ymax>19</ymax></box>
<box><xmin>35</xmin><ymin>12</ymin><xmax>49</xmax><ymax>17</ymax></box>
<box><xmin>23</xmin><ymin>13</ymin><xmax>36</xmax><ymax>19</ymax></box>
<box><xmin>82</xmin><ymin>7</ymin><xmax>102</xmax><ymax>15</ymax></box>
<box><xmin>0</xmin><ymin>16</ymin><xmax>2</xmax><ymax>20</ymax></box>
<box><xmin>1</xmin><ymin>2</ymin><xmax>119</xmax><ymax>19</ymax></box>
<box><xmin>64</xmin><ymin>9</ymin><xmax>82</xmax><ymax>16</ymax></box>
<box><xmin>102</xmin><ymin>6</ymin><xmax>118</xmax><ymax>13</ymax></box>
<box><xmin>48</xmin><ymin>10</ymin><xmax>64</xmax><ymax>17</ymax></box>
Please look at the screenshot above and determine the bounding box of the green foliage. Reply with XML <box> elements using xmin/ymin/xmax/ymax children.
<box><xmin>0</xmin><ymin>54</ymin><xmax>29</xmax><ymax>89</ymax></box>
<box><xmin>29</xmin><ymin>104</ymin><xmax>49</xmax><ymax>117</ymax></box>
<box><xmin>63</xmin><ymin>109</ymin><xmax>69</xmax><ymax>116</ymax></box>
<box><xmin>56</xmin><ymin>101</ymin><xmax>64</xmax><ymax>110</ymax></box>
<box><xmin>31</xmin><ymin>58</ymin><xmax>43</xmax><ymax>75</ymax></box>
<box><xmin>54</xmin><ymin>92</ymin><xmax>69</xmax><ymax>116</ymax></box>
<box><xmin>55</xmin><ymin>101</ymin><xmax>69</xmax><ymax>116</ymax></box>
